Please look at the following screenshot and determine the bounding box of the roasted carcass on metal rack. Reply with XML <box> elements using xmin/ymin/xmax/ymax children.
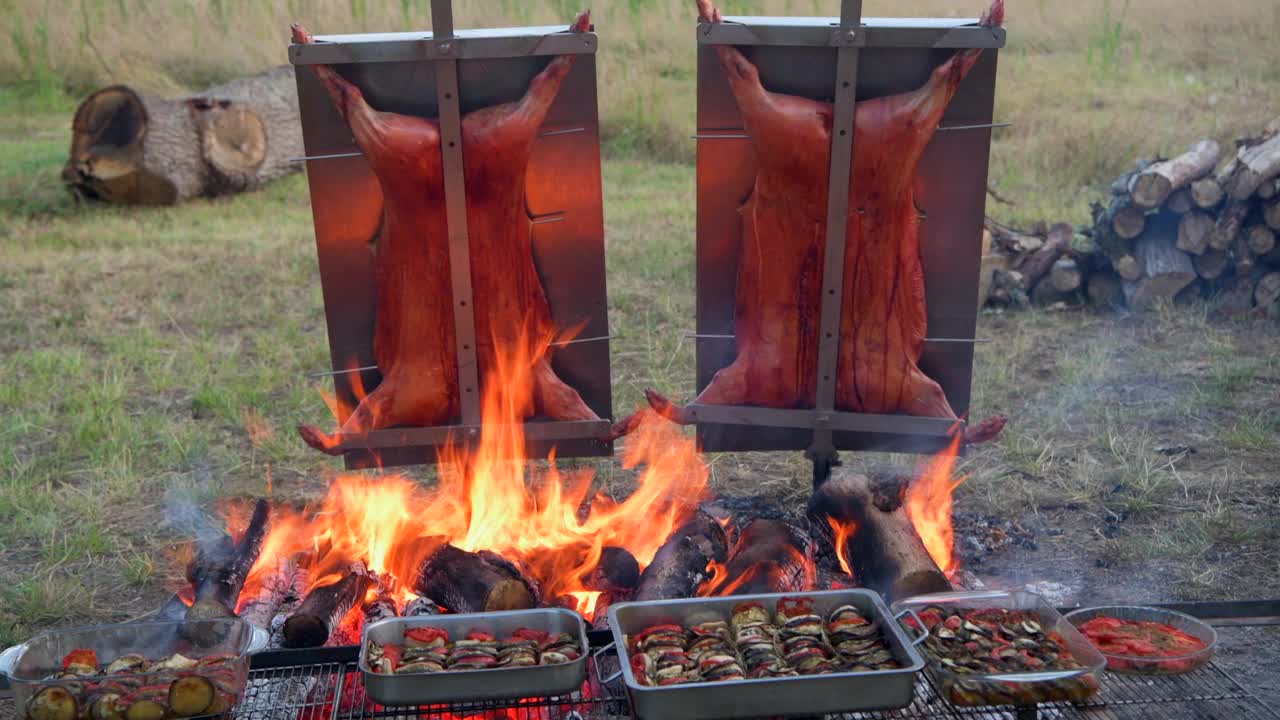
<box><xmin>645</xmin><ymin>0</ymin><xmax>1006</xmax><ymax>446</ymax></box>
<box><xmin>292</xmin><ymin>12</ymin><xmax>602</xmax><ymax>454</ymax></box>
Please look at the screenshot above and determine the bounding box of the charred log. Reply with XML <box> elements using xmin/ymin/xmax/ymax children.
<box><xmin>362</xmin><ymin>574</ymin><xmax>399</xmax><ymax>627</ymax></box>
<box><xmin>282</xmin><ymin>566</ymin><xmax>373</xmax><ymax>648</ymax></box>
<box><xmin>809</xmin><ymin>470</ymin><xmax>951</xmax><ymax>602</ymax></box>
<box><xmin>183</xmin><ymin>499</ymin><xmax>270</xmax><ymax>641</ymax></box>
<box><xmin>415</xmin><ymin>545</ymin><xmax>537</xmax><ymax>614</ymax></box>
<box><xmin>634</xmin><ymin>511</ymin><xmax>729</xmax><ymax>601</ymax></box>
<box><xmin>403</xmin><ymin>596</ymin><xmax>442</xmax><ymax>617</ymax></box>
<box><xmin>590</xmin><ymin>546</ymin><xmax>641</xmax><ymax>593</ymax></box>
<box><xmin>701</xmin><ymin>519</ymin><xmax>815</xmax><ymax>596</ymax></box>
<box><xmin>236</xmin><ymin>557</ymin><xmax>303</xmax><ymax>632</ymax></box>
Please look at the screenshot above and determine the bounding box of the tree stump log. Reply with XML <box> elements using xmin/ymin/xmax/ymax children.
<box><xmin>63</xmin><ymin>67</ymin><xmax>302</xmax><ymax>204</ymax></box>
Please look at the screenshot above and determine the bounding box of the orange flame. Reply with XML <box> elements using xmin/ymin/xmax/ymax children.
<box><xmin>826</xmin><ymin>516</ymin><xmax>856</xmax><ymax>580</ymax></box>
<box><xmin>236</xmin><ymin>325</ymin><xmax>708</xmax><ymax>622</ymax></box>
<box><xmin>904</xmin><ymin>433</ymin><xmax>965</xmax><ymax>578</ymax></box>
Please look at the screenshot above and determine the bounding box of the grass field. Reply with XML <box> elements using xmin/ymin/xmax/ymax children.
<box><xmin>2</xmin><ymin>0</ymin><xmax>1280</xmax><ymax>649</ymax></box>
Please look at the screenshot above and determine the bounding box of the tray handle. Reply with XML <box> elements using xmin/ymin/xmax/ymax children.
<box><xmin>894</xmin><ymin>608</ymin><xmax>930</xmax><ymax>647</ymax></box>
<box><xmin>591</xmin><ymin>641</ymin><xmax>623</xmax><ymax>685</ymax></box>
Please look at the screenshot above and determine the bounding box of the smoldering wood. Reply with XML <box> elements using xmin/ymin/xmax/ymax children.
<box><xmin>1165</xmin><ymin>188</ymin><xmax>1194</xmax><ymax>214</ymax></box>
<box><xmin>634</xmin><ymin>511</ymin><xmax>729</xmax><ymax>601</ymax></box>
<box><xmin>1130</xmin><ymin>140</ymin><xmax>1220</xmax><ymax>209</ymax></box>
<box><xmin>415</xmin><ymin>545</ymin><xmax>537</xmax><ymax>614</ymax></box>
<box><xmin>63</xmin><ymin>67</ymin><xmax>302</xmax><ymax>204</ymax></box>
<box><xmin>1190</xmin><ymin>177</ymin><xmax>1225</xmax><ymax>209</ymax></box>
<box><xmin>183</xmin><ymin>498</ymin><xmax>270</xmax><ymax>640</ymax></box>
<box><xmin>808</xmin><ymin>470</ymin><xmax>951</xmax><ymax>602</ymax></box>
<box><xmin>1176</xmin><ymin>211</ymin><xmax>1214</xmax><ymax>255</ymax></box>
<box><xmin>1123</xmin><ymin>214</ymin><xmax>1196</xmax><ymax>310</ymax></box>
<box><xmin>282</xmin><ymin>566</ymin><xmax>373</xmax><ymax>648</ymax></box>
<box><xmin>702</xmin><ymin>519</ymin><xmax>814</xmax><ymax>596</ymax></box>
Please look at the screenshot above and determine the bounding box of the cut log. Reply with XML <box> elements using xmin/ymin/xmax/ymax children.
<box><xmin>1221</xmin><ymin>132</ymin><xmax>1280</xmax><ymax>200</ymax></box>
<box><xmin>1165</xmin><ymin>188</ymin><xmax>1194</xmax><ymax>214</ymax></box>
<box><xmin>1258</xmin><ymin>178</ymin><xmax>1280</xmax><ymax>201</ymax></box>
<box><xmin>1213</xmin><ymin>272</ymin><xmax>1261</xmax><ymax>317</ymax></box>
<box><xmin>1209</xmin><ymin>200</ymin><xmax>1250</xmax><ymax>250</ymax></box>
<box><xmin>1194</xmin><ymin>249</ymin><xmax>1231</xmax><ymax>280</ymax></box>
<box><xmin>1112</xmin><ymin>203</ymin><xmax>1147</xmax><ymax>240</ymax></box>
<box><xmin>62</xmin><ymin>67</ymin><xmax>302</xmax><ymax>204</ymax></box>
<box><xmin>589</xmin><ymin>546</ymin><xmax>641</xmax><ymax>593</ymax></box>
<box><xmin>184</xmin><ymin>499</ymin><xmax>270</xmax><ymax>640</ymax></box>
<box><xmin>1246</xmin><ymin>225</ymin><xmax>1276</xmax><ymax>257</ymax></box>
<box><xmin>1090</xmin><ymin>200</ymin><xmax>1141</xmax><ymax>280</ymax></box>
<box><xmin>282</xmin><ymin>566</ymin><xmax>373</xmax><ymax>648</ymax></box>
<box><xmin>1013</xmin><ymin>222</ymin><xmax>1073</xmax><ymax>290</ymax></box>
<box><xmin>634</xmin><ymin>511</ymin><xmax>729</xmax><ymax>601</ymax></box>
<box><xmin>236</xmin><ymin>557</ymin><xmax>302</xmax><ymax>632</ymax></box>
<box><xmin>1049</xmin><ymin>257</ymin><xmax>1083</xmax><ymax>293</ymax></box>
<box><xmin>362</xmin><ymin>574</ymin><xmax>399</xmax><ymax>627</ymax></box>
<box><xmin>809</xmin><ymin>471</ymin><xmax>951</xmax><ymax>602</ymax></box>
<box><xmin>1130</xmin><ymin>140</ymin><xmax>1220</xmax><ymax>209</ymax></box>
<box><xmin>1123</xmin><ymin>214</ymin><xmax>1196</xmax><ymax>310</ymax></box>
<box><xmin>1265</xmin><ymin>199</ymin><xmax>1280</xmax><ymax>231</ymax></box>
<box><xmin>1256</xmin><ymin>272</ymin><xmax>1280</xmax><ymax>309</ymax></box>
<box><xmin>1086</xmin><ymin>271</ymin><xmax>1125</xmax><ymax>310</ymax></box>
<box><xmin>1176</xmin><ymin>211</ymin><xmax>1215</xmax><ymax>255</ymax></box>
<box><xmin>415</xmin><ymin>545</ymin><xmax>537</xmax><ymax>614</ymax></box>
<box><xmin>1190</xmin><ymin>177</ymin><xmax>1225</xmax><ymax>209</ymax></box>
<box><xmin>698</xmin><ymin>519</ymin><xmax>814</xmax><ymax>596</ymax></box>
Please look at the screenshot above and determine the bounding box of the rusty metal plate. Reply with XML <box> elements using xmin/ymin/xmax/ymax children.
<box><xmin>294</xmin><ymin>52</ymin><xmax>611</xmax><ymax>470</ymax></box>
<box><xmin>694</xmin><ymin>31</ymin><xmax>1000</xmax><ymax>455</ymax></box>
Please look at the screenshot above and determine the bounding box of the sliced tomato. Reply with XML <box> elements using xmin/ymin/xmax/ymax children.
<box><xmin>62</xmin><ymin>649</ymin><xmax>98</xmax><ymax>672</ymax></box>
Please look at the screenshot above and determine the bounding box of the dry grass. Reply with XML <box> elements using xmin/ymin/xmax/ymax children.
<box><xmin>2</xmin><ymin>0</ymin><xmax>1280</xmax><ymax>646</ymax></box>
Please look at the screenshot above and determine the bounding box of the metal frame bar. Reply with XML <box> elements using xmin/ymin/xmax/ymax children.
<box><xmin>697</xmin><ymin>17</ymin><xmax>1005</xmax><ymax>49</ymax></box>
<box><xmin>290</xmin><ymin>26</ymin><xmax>599</xmax><ymax>65</ymax></box>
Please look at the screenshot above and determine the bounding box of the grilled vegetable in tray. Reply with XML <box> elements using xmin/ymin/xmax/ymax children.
<box><xmin>627</xmin><ymin>596</ymin><xmax>900</xmax><ymax>687</ymax></box>
<box><xmin>24</xmin><ymin>648</ymin><xmax>240</xmax><ymax>720</ymax></box>
<box><xmin>366</xmin><ymin>626</ymin><xmax>581</xmax><ymax>674</ymax></box>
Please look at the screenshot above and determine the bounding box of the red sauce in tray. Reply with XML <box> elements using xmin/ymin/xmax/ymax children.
<box><xmin>1078</xmin><ymin>616</ymin><xmax>1207</xmax><ymax>673</ymax></box>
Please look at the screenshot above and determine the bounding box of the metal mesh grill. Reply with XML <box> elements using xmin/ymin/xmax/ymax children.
<box><xmin>224</xmin><ymin>658</ymin><xmax>1277</xmax><ymax>720</ymax></box>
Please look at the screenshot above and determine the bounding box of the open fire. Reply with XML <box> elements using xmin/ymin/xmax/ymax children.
<box><xmin>175</xmin><ymin>328</ymin><xmax>968</xmax><ymax>648</ymax></box>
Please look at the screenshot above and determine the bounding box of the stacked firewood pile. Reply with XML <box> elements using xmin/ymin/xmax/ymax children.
<box><xmin>984</xmin><ymin>118</ymin><xmax>1280</xmax><ymax>316</ymax></box>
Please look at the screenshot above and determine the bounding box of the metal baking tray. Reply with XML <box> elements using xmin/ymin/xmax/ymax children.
<box><xmin>603</xmin><ymin>589</ymin><xmax>927</xmax><ymax>720</ymax></box>
<box><xmin>358</xmin><ymin>608</ymin><xmax>588</xmax><ymax>706</ymax></box>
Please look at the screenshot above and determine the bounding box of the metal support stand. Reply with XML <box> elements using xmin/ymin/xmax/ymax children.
<box><xmin>806</xmin><ymin>0</ymin><xmax>863</xmax><ymax>488</ymax></box>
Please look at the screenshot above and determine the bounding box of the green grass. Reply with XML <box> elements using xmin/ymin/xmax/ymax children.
<box><xmin>2</xmin><ymin>0</ymin><xmax>1280</xmax><ymax>642</ymax></box>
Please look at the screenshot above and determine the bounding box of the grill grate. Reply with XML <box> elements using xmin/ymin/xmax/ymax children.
<box><xmin>223</xmin><ymin>656</ymin><xmax>1279</xmax><ymax>720</ymax></box>
<box><xmin>2</xmin><ymin>657</ymin><xmax>1272</xmax><ymax>720</ymax></box>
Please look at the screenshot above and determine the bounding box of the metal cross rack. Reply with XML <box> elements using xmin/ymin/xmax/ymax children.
<box><xmin>219</xmin><ymin>647</ymin><xmax>1277</xmax><ymax>720</ymax></box>
<box><xmin>289</xmin><ymin>0</ymin><xmax>613</xmax><ymax>470</ymax></box>
<box><xmin>691</xmin><ymin>2</ymin><xmax>1005</xmax><ymax>484</ymax></box>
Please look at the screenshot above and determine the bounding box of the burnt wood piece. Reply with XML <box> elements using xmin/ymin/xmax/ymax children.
<box><xmin>1130</xmin><ymin>140</ymin><xmax>1220</xmax><ymax>209</ymax></box>
<box><xmin>701</xmin><ymin>519</ymin><xmax>815</xmax><ymax>596</ymax></box>
<box><xmin>809</xmin><ymin>470</ymin><xmax>951</xmax><ymax>602</ymax></box>
<box><xmin>1191</xmin><ymin>177</ymin><xmax>1225</xmax><ymax>209</ymax></box>
<box><xmin>362</xmin><ymin>574</ymin><xmax>399</xmax><ymax>627</ymax></box>
<box><xmin>634</xmin><ymin>511</ymin><xmax>729</xmax><ymax>601</ymax></box>
<box><xmin>291</xmin><ymin>15</ymin><xmax>601</xmax><ymax>454</ymax></box>
<box><xmin>415</xmin><ymin>545</ymin><xmax>537</xmax><ymax>613</ymax></box>
<box><xmin>282</xmin><ymin>566</ymin><xmax>373</xmax><ymax>648</ymax></box>
<box><xmin>237</xmin><ymin>557</ymin><xmax>303</xmax><ymax>632</ymax></box>
<box><xmin>403</xmin><ymin>596</ymin><xmax>442</xmax><ymax>616</ymax></box>
<box><xmin>63</xmin><ymin>68</ymin><xmax>302</xmax><ymax>204</ymax></box>
<box><xmin>183</xmin><ymin>499</ymin><xmax>270</xmax><ymax>641</ymax></box>
<box><xmin>590</xmin><ymin>546</ymin><xmax>641</xmax><ymax>593</ymax></box>
<box><xmin>644</xmin><ymin>0</ymin><xmax>1005</xmax><ymax>428</ymax></box>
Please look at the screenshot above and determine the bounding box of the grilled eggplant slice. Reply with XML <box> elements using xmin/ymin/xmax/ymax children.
<box><xmin>167</xmin><ymin>676</ymin><xmax>215</xmax><ymax>717</ymax></box>
<box><xmin>28</xmin><ymin>686</ymin><xmax>79</xmax><ymax>720</ymax></box>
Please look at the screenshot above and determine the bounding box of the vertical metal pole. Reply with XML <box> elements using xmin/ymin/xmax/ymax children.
<box><xmin>808</xmin><ymin>0</ymin><xmax>862</xmax><ymax>486</ymax></box>
<box><xmin>431</xmin><ymin>0</ymin><xmax>483</xmax><ymax>426</ymax></box>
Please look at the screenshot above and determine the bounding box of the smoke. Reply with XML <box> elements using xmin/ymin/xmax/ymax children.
<box><xmin>163</xmin><ymin>461</ymin><xmax>231</xmax><ymax>557</ymax></box>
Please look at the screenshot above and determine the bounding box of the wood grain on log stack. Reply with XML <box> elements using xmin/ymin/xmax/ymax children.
<box><xmin>63</xmin><ymin>67</ymin><xmax>301</xmax><ymax>204</ymax></box>
<box><xmin>1176</xmin><ymin>211</ymin><xmax>1214</xmax><ymax>255</ymax></box>
<box><xmin>1246</xmin><ymin>225</ymin><xmax>1275</xmax><ymax>258</ymax></box>
<box><xmin>1166</xmin><ymin>188</ymin><xmax>1194</xmax><ymax>214</ymax></box>
<box><xmin>1255</xmin><ymin>272</ymin><xmax>1280</xmax><ymax>309</ymax></box>
<box><xmin>1210</xmin><ymin>200</ymin><xmax>1249</xmax><ymax>250</ymax></box>
<box><xmin>1258</xmin><ymin>178</ymin><xmax>1280</xmax><ymax>201</ymax></box>
<box><xmin>809</xmin><ymin>471</ymin><xmax>951</xmax><ymax>602</ymax></box>
<box><xmin>1220</xmin><ymin>131</ymin><xmax>1280</xmax><ymax>200</ymax></box>
<box><xmin>1265</xmin><ymin>199</ymin><xmax>1280</xmax><ymax>231</ymax></box>
<box><xmin>1130</xmin><ymin>140</ymin><xmax>1220</xmax><ymax>209</ymax></box>
<box><xmin>1194</xmin><ymin>249</ymin><xmax>1231</xmax><ymax>280</ymax></box>
<box><xmin>1086</xmin><ymin>271</ymin><xmax>1125</xmax><ymax>310</ymax></box>
<box><xmin>1014</xmin><ymin>222</ymin><xmax>1074</xmax><ymax>290</ymax></box>
<box><xmin>1124</xmin><ymin>213</ymin><xmax>1196</xmax><ymax>310</ymax></box>
<box><xmin>1049</xmin><ymin>257</ymin><xmax>1083</xmax><ymax>293</ymax></box>
<box><xmin>1191</xmin><ymin>177</ymin><xmax>1225</xmax><ymax>209</ymax></box>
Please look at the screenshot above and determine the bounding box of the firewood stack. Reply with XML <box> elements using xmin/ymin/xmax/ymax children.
<box><xmin>985</xmin><ymin>117</ymin><xmax>1280</xmax><ymax>317</ymax></box>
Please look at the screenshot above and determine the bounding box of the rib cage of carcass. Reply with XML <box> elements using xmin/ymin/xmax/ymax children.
<box><xmin>289</xmin><ymin>12</ymin><xmax>614</xmax><ymax>469</ymax></box>
<box><xmin>647</xmin><ymin>0</ymin><xmax>1008</xmax><ymax>458</ymax></box>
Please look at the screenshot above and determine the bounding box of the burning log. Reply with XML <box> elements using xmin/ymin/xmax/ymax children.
<box><xmin>236</xmin><ymin>556</ymin><xmax>304</xmax><ymax>632</ymax></box>
<box><xmin>362</xmin><ymin>573</ymin><xmax>399</xmax><ymax>627</ymax></box>
<box><xmin>282</xmin><ymin>566</ymin><xmax>374</xmax><ymax>648</ymax></box>
<box><xmin>809</xmin><ymin>470</ymin><xmax>951</xmax><ymax>602</ymax></box>
<box><xmin>403</xmin><ymin>596</ymin><xmax>442</xmax><ymax>617</ymax></box>
<box><xmin>183</xmin><ymin>499</ymin><xmax>270</xmax><ymax>642</ymax></box>
<box><xmin>415</xmin><ymin>545</ymin><xmax>537</xmax><ymax>614</ymax></box>
<box><xmin>291</xmin><ymin>14</ymin><xmax>601</xmax><ymax>454</ymax></box>
<box><xmin>590</xmin><ymin>546</ymin><xmax>641</xmax><ymax>593</ymax></box>
<box><xmin>635</xmin><ymin>511</ymin><xmax>728</xmax><ymax>601</ymax></box>
<box><xmin>701</xmin><ymin>519</ymin><xmax>815</xmax><ymax>596</ymax></box>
